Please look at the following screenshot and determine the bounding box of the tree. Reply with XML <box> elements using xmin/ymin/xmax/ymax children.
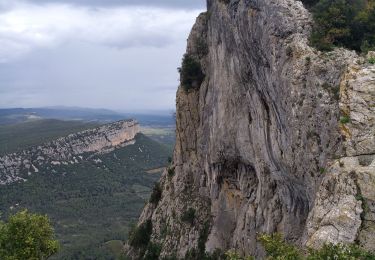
<box><xmin>309</xmin><ymin>0</ymin><xmax>375</xmax><ymax>52</ymax></box>
<box><xmin>0</xmin><ymin>210</ymin><xmax>59</xmax><ymax>260</ymax></box>
<box><xmin>258</xmin><ymin>233</ymin><xmax>303</xmax><ymax>260</ymax></box>
<box><xmin>178</xmin><ymin>54</ymin><xmax>205</xmax><ymax>91</ymax></box>
<box><xmin>257</xmin><ymin>233</ymin><xmax>375</xmax><ymax>260</ymax></box>
<box><xmin>301</xmin><ymin>0</ymin><xmax>320</xmax><ymax>8</ymax></box>
<box><xmin>149</xmin><ymin>182</ymin><xmax>162</xmax><ymax>205</ymax></box>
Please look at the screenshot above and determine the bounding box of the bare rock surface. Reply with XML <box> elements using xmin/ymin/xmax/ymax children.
<box><xmin>129</xmin><ymin>0</ymin><xmax>374</xmax><ymax>258</ymax></box>
<box><xmin>306</xmin><ymin>63</ymin><xmax>375</xmax><ymax>250</ymax></box>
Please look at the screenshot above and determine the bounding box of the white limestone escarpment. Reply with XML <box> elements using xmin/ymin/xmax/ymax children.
<box><xmin>0</xmin><ymin>120</ymin><xmax>140</xmax><ymax>185</ymax></box>
<box><xmin>129</xmin><ymin>0</ymin><xmax>375</xmax><ymax>258</ymax></box>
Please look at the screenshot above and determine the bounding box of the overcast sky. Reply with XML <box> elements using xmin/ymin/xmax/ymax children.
<box><xmin>0</xmin><ymin>0</ymin><xmax>205</xmax><ymax>112</ymax></box>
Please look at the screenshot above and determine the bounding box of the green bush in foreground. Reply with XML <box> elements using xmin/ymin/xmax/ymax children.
<box><xmin>226</xmin><ymin>250</ymin><xmax>254</xmax><ymax>260</ymax></box>
<box><xmin>226</xmin><ymin>234</ymin><xmax>374</xmax><ymax>260</ymax></box>
<box><xmin>307</xmin><ymin>243</ymin><xmax>375</xmax><ymax>259</ymax></box>
<box><xmin>0</xmin><ymin>210</ymin><xmax>59</xmax><ymax>260</ymax></box>
<box><xmin>258</xmin><ymin>233</ymin><xmax>303</xmax><ymax>260</ymax></box>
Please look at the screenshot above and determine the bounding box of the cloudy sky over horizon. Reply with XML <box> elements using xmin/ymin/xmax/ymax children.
<box><xmin>0</xmin><ymin>0</ymin><xmax>205</xmax><ymax>112</ymax></box>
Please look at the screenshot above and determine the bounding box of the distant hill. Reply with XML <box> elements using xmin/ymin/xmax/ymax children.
<box><xmin>0</xmin><ymin>121</ymin><xmax>171</xmax><ymax>259</ymax></box>
<box><xmin>0</xmin><ymin>107</ymin><xmax>175</xmax><ymax>128</ymax></box>
<box><xmin>0</xmin><ymin>107</ymin><xmax>125</xmax><ymax>125</ymax></box>
<box><xmin>0</xmin><ymin>119</ymin><xmax>100</xmax><ymax>155</ymax></box>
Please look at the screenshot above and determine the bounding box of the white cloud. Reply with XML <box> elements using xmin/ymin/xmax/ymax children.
<box><xmin>0</xmin><ymin>1</ymin><xmax>200</xmax><ymax>62</ymax></box>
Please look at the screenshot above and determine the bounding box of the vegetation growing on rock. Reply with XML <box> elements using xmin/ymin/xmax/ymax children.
<box><xmin>305</xmin><ymin>0</ymin><xmax>375</xmax><ymax>52</ymax></box>
<box><xmin>258</xmin><ymin>233</ymin><xmax>302</xmax><ymax>260</ymax></box>
<box><xmin>226</xmin><ymin>234</ymin><xmax>375</xmax><ymax>260</ymax></box>
<box><xmin>178</xmin><ymin>54</ymin><xmax>205</xmax><ymax>92</ymax></box>
<box><xmin>301</xmin><ymin>0</ymin><xmax>320</xmax><ymax>8</ymax></box>
<box><xmin>181</xmin><ymin>208</ymin><xmax>196</xmax><ymax>225</ymax></box>
<box><xmin>149</xmin><ymin>182</ymin><xmax>162</xmax><ymax>205</ymax></box>
<box><xmin>340</xmin><ymin>115</ymin><xmax>350</xmax><ymax>124</ymax></box>
<box><xmin>128</xmin><ymin>220</ymin><xmax>153</xmax><ymax>250</ymax></box>
<box><xmin>168</xmin><ymin>166</ymin><xmax>175</xmax><ymax>178</ymax></box>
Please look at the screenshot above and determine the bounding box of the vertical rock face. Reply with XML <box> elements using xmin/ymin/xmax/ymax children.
<box><xmin>132</xmin><ymin>0</ymin><xmax>375</xmax><ymax>258</ymax></box>
<box><xmin>306</xmin><ymin>63</ymin><xmax>375</xmax><ymax>250</ymax></box>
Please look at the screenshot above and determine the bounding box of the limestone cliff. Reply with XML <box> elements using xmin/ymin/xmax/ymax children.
<box><xmin>130</xmin><ymin>0</ymin><xmax>375</xmax><ymax>258</ymax></box>
<box><xmin>0</xmin><ymin>119</ymin><xmax>140</xmax><ymax>184</ymax></box>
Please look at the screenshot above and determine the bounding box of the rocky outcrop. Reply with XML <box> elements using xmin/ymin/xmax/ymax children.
<box><xmin>130</xmin><ymin>0</ymin><xmax>375</xmax><ymax>258</ymax></box>
<box><xmin>0</xmin><ymin>120</ymin><xmax>140</xmax><ymax>184</ymax></box>
<box><xmin>306</xmin><ymin>62</ymin><xmax>375</xmax><ymax>250</ymax></box>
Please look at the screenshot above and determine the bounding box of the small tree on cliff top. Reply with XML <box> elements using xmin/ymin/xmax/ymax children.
<box><xmin>178</xmin><ymin>54</ymin><xmax>205</xmax><ymax>92</ymax></box>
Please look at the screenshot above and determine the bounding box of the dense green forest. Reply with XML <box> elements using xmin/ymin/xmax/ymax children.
<box><xmin>302</xmin><ymin>0</ymin><xmax>375</xmax><ymax>52</ymax></box>
<box><xmin>0</xmin><ymin>119</ymin><xmax>99</xmax><ymax>155</ymax></box>
<box><xmin>0</xmin><ymin>133</ymin><xmax>171</xmax><ymax>259</ymax></box>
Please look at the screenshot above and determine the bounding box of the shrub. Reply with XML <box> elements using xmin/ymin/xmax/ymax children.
<box><xmin>0</xmin><ymin>210</ymin><xmax>59</xmax><ymax>260</ymax></box>
<box><xmin>321</xmin><ymin>83</ymin><xmax>340</xmax><ymax>100</ymax></box>
<box><xmin>307</xmin><ymin>243</ymin><xmax>375</xmax><ymax>259</ymax></box>
<box><xmin>149</xmin><ymin>182</ymin><xmax>162</xmax><ymax>205</ymax></box>
<box><xmin>332</xmin><ymin>86</ymin><xmax>340</xmax><ymax>100</ymax></box>
<box><xmin>143</xmin><ymin>242</ymin><xmax>161</xmax><ymax>260</ymax></box>
<box><xmin>340</xmin><ymin>115</ymin><xmax>350</xmax><ymax>124</ymax></box>
<box><xmin>184</xmin><ymin>248</ymin><xmax>200</xmax><ymax>260</ymax></box>
<box><xmin>258</xmin><ymin>233</ymin><xmax>303</xmax><ymax>260</ymax></box>
<box><xmin>128</xmin><ymin>220</ymin><xmax>152</xmax><ymax>249</ymax></box>
<box><xmin>196</xmin><ymin>37</ymin><xmax>209</xmax><ymax>58</ymax></box>
<box><xmin>198</xmin><ymin>222</ymin><xmax>210</xmax><ymax>255</ymax></box>
<box><xmin>305</xmin><ymin>56</ymin><xmax>312</xmax><ymax>66</ymax></box>
<box><xmin>208</xmin><ymin>249</ymin><xmax>227</xmax><ymax>260</ymax></box>
<box><xmin>164</xmin><ymin>253</ymin><xmax>179</xmax><ymax>260</ymax></box>
<box><xmin>309</xmin><ymin>0</ymin><xmax>375</xmax><ymax>52</ymax></box>
<box><xmin>178</xmin><ymin>54</ymin><xmax>205</xmax><ymax>92</ymax></box>
<box><xmin>226</xmin><ymin>250</ymin><xmax>255</xmax><ymax>260</ymax></box>
<box><xmin>184</xmin><ymin>248</ymin><xmax>226</xmax><ymax>260</ymax></box>
<box><xmin>368</xmin><ymin>57</ymin><xmax>375</xmax><ymax>64</ymax></box>
<box><xmin>181</xmin><ymin>208</ymin><xmax>196</xmax><ymax>225</ymax></box>
<box><xmin>301</xmin><ymin>0</ymin><xmax>320</xmax><ymax>8</ymax></box>
<box><xmin>255</xmin><ymin>233</ymin><xmax>375</xmax><ymax>260</ymax></box>
<box><xmin>168</xmin><ymin>156</ymin><xmax>173</xmax><ymax>163</ymax></box>
<box><xmin>168</xmin><ymin>167</ymin><xmax>175</xmax><ymax>178</ymax></box>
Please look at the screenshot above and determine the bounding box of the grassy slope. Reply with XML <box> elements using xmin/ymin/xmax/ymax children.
<box><xmin>0</xmin><ymin>133</ymin><xmax>171</xmax><ymax>259</ymax></box>
<box><xmin>0</xmin><ymin>119</ymin><xmax>100</xmax><ymax>155</ymax></box>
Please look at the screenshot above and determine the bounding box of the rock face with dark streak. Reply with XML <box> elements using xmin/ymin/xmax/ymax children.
<box><xmin>130</xmin><ymin>0</ymin><xmax>375</xmax><ymax>258</ymax></box>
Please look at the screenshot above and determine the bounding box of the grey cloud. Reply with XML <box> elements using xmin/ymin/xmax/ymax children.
<box><xmin>0</xmin><ymin>0</ymin><xmax>198</xmax><ymax>111</ymax></box>
<box><xmin>0</xmin><ymin>5</ymin><xmax>200</xmax><ymax>61</ymax></box>
<box><xmin>0</xmin><ymin>41</ymin><xmax>182</xmax><ymax>111</ymax></box>
<box><xmin>23</xmin><ymin>0</ymin><xmax>206</xmax><ymax>9</ymax></box>
<box><xmin>102</xmin><ymin>32</ymin><xmax>173</xmax><ymax>49</ymax></box>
